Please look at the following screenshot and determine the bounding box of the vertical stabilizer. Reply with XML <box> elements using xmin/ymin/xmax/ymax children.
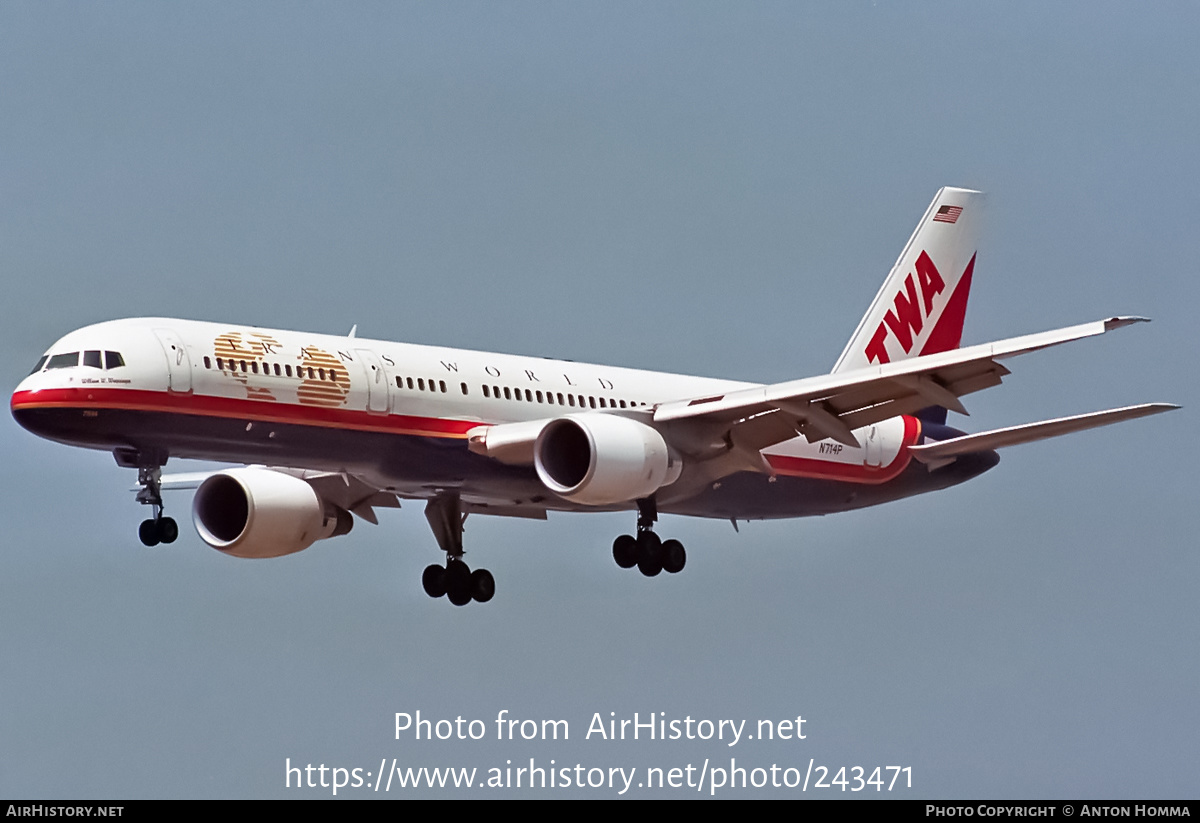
<box><xmin>832</xmin><ymin>187</ymin><xmax>984</xmax><ymax>375</ymax></box>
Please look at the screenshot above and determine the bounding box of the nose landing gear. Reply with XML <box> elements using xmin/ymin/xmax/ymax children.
<box><xmin>134</xmin><ymin>465</ymin><xmax>178</xmax><ymax>546</ymax></box>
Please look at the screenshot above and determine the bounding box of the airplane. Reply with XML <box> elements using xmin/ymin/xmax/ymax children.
<box><xmin>10</xmin><ymin>187</ymin><xmax>1177</xmax><ymax>606</ymax></box>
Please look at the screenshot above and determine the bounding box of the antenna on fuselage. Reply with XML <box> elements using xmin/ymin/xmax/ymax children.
<box><xmin>348</xmin><ymin>324</ymin><xmax>357</xmax><ymax>339</ymax></box>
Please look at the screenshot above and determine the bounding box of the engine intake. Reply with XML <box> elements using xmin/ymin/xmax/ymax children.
<box><xmin>534</xmin><ymin>414</ymin><xmax>681</xmax><ymax>505</ymax></box>
<box><xmin>192</xmin><ymin>468</ymin><xmax>352</xmax><ymax>559</ymax></box>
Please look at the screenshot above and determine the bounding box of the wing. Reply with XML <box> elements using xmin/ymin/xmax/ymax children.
<box><xmin>154</xmin><ymin>466</ymin><xmax>547</xmax><ymax>525</ymax></box>
<box><xmin>653</xmin><ymin>316</ymin><xmax>1153</xmax><ymax>460</ymax></box>
<box><xmin>149</xmin><ymin>467</ymin><xmax>402</xmax><ymax>524</ymax></box>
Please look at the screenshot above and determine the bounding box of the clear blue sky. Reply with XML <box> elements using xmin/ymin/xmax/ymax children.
<box><xmin>1</xmin><ymin>2</ymin><xmax>1195</xmax><ymax>797</ymax></box>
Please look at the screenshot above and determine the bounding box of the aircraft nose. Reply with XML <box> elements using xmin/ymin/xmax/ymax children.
<box><xmin>11</xmin><ymin>383</ymin><xmax>44</xmax><ymax>436</ymax></box>
<box><xmin>11</xmin><ymin>374</ymin><xmax>76</xmax><ymax>442</ymax></box>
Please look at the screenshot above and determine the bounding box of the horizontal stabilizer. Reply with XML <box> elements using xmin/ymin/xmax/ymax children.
<box><xmin>909</xmin><ymin>403</ymin><xmax>1179</xmax><ymax>468</ymax></box>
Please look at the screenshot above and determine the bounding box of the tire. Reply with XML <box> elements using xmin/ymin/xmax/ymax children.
<box><xmin>612</xmin><ymin>534</ymin><xmax>637</xmax><ymax>568</ymax></box>
<box><xmin>139</xmin><ymin>519</ymin><xmax>160</xmax><ymax>547</ymax></box>
<box><xmin>661</xmin><ymin>539</ymin><xmax>686</xmax><ymax>574</ymax></box>
<box><xmin>636</xmin><ymin>531</ymin><xmax>663</xmax><ymax>577</ymax></box>
<box><xmin>471</xmin><ymin>569</ymin><xmax>496</xmax><ymax>603</ymax></box>
<box><xmin>446</xmin><ymin>562</ymin><xmax>473</xmax><ymax>606</ymax></box>
<box><xmin>157</xmin><ymin>517</ymin><xmax>179</xmax><ymax>544</ymax></box>
<box><xmin>422</xmin><ymin>564</ymin><xmax>447</xmax><ymax>598</ymax></box>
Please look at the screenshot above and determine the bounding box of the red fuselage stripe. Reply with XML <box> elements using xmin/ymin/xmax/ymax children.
<box><xmin>763</xmin><ymin>415</ymin><xmax>920</xmax><ymax>484</ymax></box>
<box><xmin>11</xmin><ymin>388</ymin><xmax>478</xmax><ymax>438</ymax></box>
<box><xmin>13</xmin><ymin>388</ymin><xmax>920</xmax><ymax>484</ymax></box>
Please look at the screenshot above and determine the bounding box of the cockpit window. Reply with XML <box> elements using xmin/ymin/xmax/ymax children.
<box><xmin>46</xmin><ymin>352</ymin><xmax>80</xmax><ymax>369</ymax></box>
<box><xmin>104</xmin><ymin>351</ymin><xmax>125</xmax><ymax>369</ymax></box>
<box><xmin>29</xmin><ymin>355</ymin><xmax>49</xmax><ymax>375</ymax></box>
<box><xmin>83</xmin><ymin>350</ymin><xmax>103</xmax><ymax>369</ymax></box>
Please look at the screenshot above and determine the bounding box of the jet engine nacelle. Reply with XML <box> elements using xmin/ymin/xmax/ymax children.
<box><xmin>192</xmin><ymin>468</ymin><xmax>353</xmax><ymax>559</ymax></box>
<box><xmin>534</xmin><ymin>414</ymin><xmax>682</xmax><ymax>506</ymax></box>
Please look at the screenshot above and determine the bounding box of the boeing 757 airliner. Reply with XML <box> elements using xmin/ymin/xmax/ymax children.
<box><xmin>11</xmin><ymin>188</ymin><xmax>1177</xmax><ymax>605</ymax></box>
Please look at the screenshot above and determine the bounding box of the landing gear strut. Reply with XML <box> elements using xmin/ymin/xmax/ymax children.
<box><xmin>421</xmin><ymin>493</ymin><xmax>495</xmax><ymax>606</ymax></box>
<box><xmin>612</xmin><ymin>496</ymin><xmax>686</xmax><ymax>577</ymax></box>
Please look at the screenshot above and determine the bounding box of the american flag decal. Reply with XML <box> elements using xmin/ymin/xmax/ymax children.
<box><xmin>933</xmin><ymin>205</ymin><xmax>963</xmax><ymax>224</ymax></box>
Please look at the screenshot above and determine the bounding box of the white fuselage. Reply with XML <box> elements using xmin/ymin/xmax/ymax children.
<box><xmin>12</xmin><ymin>317</ymin><xmax>919</xmax><ymax>519</ymax></box>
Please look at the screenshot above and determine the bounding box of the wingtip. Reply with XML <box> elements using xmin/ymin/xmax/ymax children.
<box><xmin>1104</xmin><ymin>316</ymin><xmax>1151</xmax><ymax>331</ymax></box>
<box><xmin>1124</xmin><ymin>402</ymin><xmax>1181</xmax><ymax>417</ymax></box>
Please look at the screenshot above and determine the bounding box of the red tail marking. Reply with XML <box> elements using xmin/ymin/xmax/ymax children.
<box><xmin>915</xmin><ymin>250</ymin><xmax>946</xmax><ymax>315</ymax></box>
<box><xmin>882</xmin><ymin>274</ymin><xmax>924</xmax><ymax>354</ymax></box>
<box><xmin>920</xmin><ymin>253</ymin><xmax>975</xmax><ymax>356</ymax></box>
<box><xmin>864</xmin><ymin>324</ymin><xmax>891</xmax><ymax>366</ymax></box>
<box><xmin>864</xmin><ymin>251</ymin><xmax>960</xmax><ymax>365</ymax></box>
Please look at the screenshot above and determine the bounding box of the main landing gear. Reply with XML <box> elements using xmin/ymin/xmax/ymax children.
<box><xmin>421</xmin><ymin>493</ymin><xmax>495</xmax><ymax>606</ymax></box>
<box><xmin>134</xmin><ymin>465</ymin><xmax>178</xmax><ymax>547</ymax></box>
<box><xmin>612</xmin><ymin>497</ymin><xmax>686</xmax><ymax>577</ymax></box>
<box><xmin>421</xmin><ymin>561</ymin><xmax>495</xmax><ymax>607</ymax></box>
<box><xmin>417</xmin><ymin>493</ymin><xmax>686</xmax><ymax>604</ymax></box>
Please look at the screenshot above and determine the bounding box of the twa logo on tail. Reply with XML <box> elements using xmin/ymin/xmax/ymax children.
<box><xmin>832</xmin><ymin>187</ymin><xmax>983</xmax><ymax>374</ymax></box>
<box><xmin>864</xmin><ymin>250</ymin><xmax>946</xmax><ymax>365</ymax></box>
